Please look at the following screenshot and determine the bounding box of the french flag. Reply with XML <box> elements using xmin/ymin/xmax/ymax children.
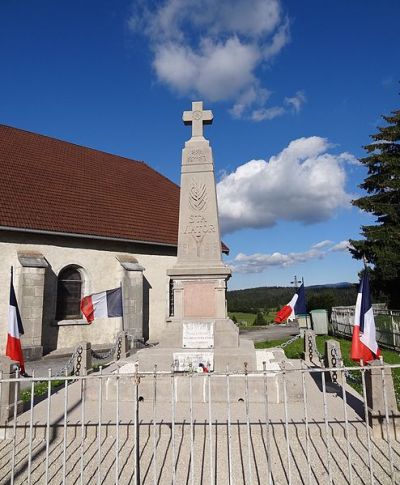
<box><xmin>80</xmin><ymin>287</ymin><xmax>123</xmax><ymax>323</ymax></box>
<box><xmin>6</xmin><ymin>268</ymin><xmax>25</xmax><ymax>374</ymax></box>
<box><xmin>275</xmin><ymin>283</ymin><xmax>307</xmax><ymax>324</ymax></box>
<box><xmin>351</xmin><ymin>272</ymin><xmax>380</xmax><ymax>362</ymax></box>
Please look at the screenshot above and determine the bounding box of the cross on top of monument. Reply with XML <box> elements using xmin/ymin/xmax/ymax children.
<box><xmin>182</xmin><ymin>101</ymin><xmax>213</xmax><ymax>139</ymax></box>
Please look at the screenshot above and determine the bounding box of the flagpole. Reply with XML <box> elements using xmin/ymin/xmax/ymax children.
<box><xmin>120</xmin><ymin>280</ymin><xmax>125</xmax><ymax>332</ymax></box>
<box><xmin>302</xmin><ymin>277</ymin><xmax>309</xmax><ymax>330</ymax></box>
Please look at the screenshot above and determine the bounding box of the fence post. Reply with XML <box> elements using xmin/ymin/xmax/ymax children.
<box><xmin>365</xmin><ymin>359</ymin><xmax>400</xmax><ymax>439</ymax></box>
<box><xmin>114</xmin><ymin>331</ymin><xmax>129</xmax><ymax>360</ymax></box>
<box><xmin>303</xmin><ymin>330</ymin><xmax>319</xmax><ymax>364</ymax></box>
<box><xmin>324</xmin><ymin>340</ymin><xmax>342</xmax><ymax>383</ymax></box>
<box><xmin>74</xmin><ymin>342</ymin><xmax>92</xmax><ymax>376</ymax></box>
<box><xmin>0</xmin><ymin>356</ymin><xmax>20</xmax><ymax>432</ymax></box>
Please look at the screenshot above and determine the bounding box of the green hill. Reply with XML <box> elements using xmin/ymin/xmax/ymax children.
<box><xmin>227</xmin><ymin>284</ymin><xmax>358</xmax><ymax>313</ymax></box>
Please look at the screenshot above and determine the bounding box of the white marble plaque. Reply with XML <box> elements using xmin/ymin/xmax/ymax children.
<box><xmin>183</xmin><ymin>321</ymin><xmax>214</xmax><ymax>348</ymax></box>
<box><xmin>173</xmin><ymin>351</ymin><xmax>214</xmax><ymax>372</ymax></box>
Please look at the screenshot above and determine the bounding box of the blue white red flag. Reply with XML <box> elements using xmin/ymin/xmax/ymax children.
<box><xmin>6</xmin><ymin>268</ymin><xmax>25</xmax><ymax>373</ymax></box>
<box><xmin>351</xmin><ymin>272</ymin><xmax>380</xmax><ymax>362</ymax></box>
<box><xmin>80</xmin><ymin>287</ymin><xmax>123</xmax><ymax>323</ymax></box>
<box><xmin>275</xmin><ymin>283</ymin><xmax>307</xmax><ymax>324</ymax></box>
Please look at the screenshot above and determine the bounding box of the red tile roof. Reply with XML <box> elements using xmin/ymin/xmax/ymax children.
<box><xmin>0</xmin><ymin>124</ymin><xmax>229</xmax><ymax>254</ymax></box>
<box><xmin>0</xmin><ymin>124</ymin><xmax>180</xmax><ymax>247</ymax></box>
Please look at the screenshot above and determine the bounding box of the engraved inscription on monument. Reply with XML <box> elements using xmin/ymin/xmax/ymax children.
<box><xmin>173</xmin><ymin>351</ymin><xmax>214</xmax><ymax>372</ymax></box>
<box><xmin>187</xmin><ymin>149</ymin><xmax>206</xmax><ymax>164</ymax></box>
<box><xmin>183</xmin><ymin>321</ymin><xmax>214</xmax><ymax>348</ymax></box>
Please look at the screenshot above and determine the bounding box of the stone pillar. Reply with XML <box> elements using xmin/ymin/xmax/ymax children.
<box><xmin>17</xmin><ymin>252</ymin><xmax>48</xmax><ymax>361</ymax></box>
<box><xmin>74</xmin><ymin>341</ymin><xmax>92</xmax><ymax>376</ymax></box>
<box><xmin>303</xmin><ymin>330</ymin><xmax>319</xmax><ymax>364</ymax></box>
<box><xmin>365</xmin><ymin>359</ymin><xmax>400</xmax><ymax>439</ymax></box>
<box><xmin>117</xmin><ymin>256</ymin><xmax>145</xmax><ymax>339</ymax></box>
<box><xmin>114</xmin><ymin>331</ymin><xmax>129</xmax><ymax>360</ymax></box>
<box><xmin>0</xmin><ymin>356</ymin><xmax>20</xmax><ymax>429</ymax></box>
<box><xmin>324</xmin><ymin>339</ymin><xmax>342</xmax><ymax>383</ymax></box>
<box><xmin>136</xmin><ymin>101</ymin><xmax>257</xmax><ymax>372</ymax></box>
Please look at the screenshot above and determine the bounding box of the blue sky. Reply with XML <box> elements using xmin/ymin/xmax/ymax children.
<box><xmin>0</xmin><ymin>0</ymin><xmax>399</xmax><ymax>290</ymax></box>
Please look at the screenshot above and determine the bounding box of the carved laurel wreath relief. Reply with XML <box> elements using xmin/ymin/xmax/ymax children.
<box><xmin>189</xmin><ymin>180</ymin><xmax>207</xmax><ymax>212</ymax></box>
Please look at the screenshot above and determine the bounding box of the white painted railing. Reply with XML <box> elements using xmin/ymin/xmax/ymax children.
<box><xmin>331</xmin><ymin>306</ymin><xmax>400</xmax><ymax>351</ymax></box>
<box><xmin>0</xmin><ymin>361</ymin><xmax>399</xmax><ymax>484</ymax></box>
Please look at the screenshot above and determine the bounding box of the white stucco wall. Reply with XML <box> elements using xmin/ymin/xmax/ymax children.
<box><xmin>0</xmin><ymin>233</ymin><xmax>176</xmax><ymax>354</ymax></box>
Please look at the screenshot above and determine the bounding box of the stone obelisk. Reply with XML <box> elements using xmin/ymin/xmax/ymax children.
<box><xmin>137</xmin><ymin>101</ymin><xmax>256</xmax><ymax>372</ymax></box>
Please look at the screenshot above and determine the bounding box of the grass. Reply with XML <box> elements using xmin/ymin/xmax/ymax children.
<box><xmin>256</xmin><ymin>335</ymin><xmax>400</xmax><ymax>406</ymax></box>
<box><xmin>20</xmin><ymin>379</ymin><xmax>64</xmax><ymax>403</ymax></box>
<box><xmin>229</xmin><ymin>312</ymin><xmax>256</xmax><ymax>326</ymax></box>
<box><xmin>229</xmin><ymin>309</ymin><xmax>278</xmax><ymax>326</ymax></box>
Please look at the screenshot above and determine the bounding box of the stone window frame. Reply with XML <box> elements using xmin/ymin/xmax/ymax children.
<box><xmin>55</xmin><ymin>264</ymin><xmax>90</xmax><ymax>326</ymax></box>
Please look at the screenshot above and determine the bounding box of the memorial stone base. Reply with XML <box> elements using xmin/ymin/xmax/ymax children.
<box><xmin>135</xmin><ymin>318</ymin><xmax>257</xmax><ymax>373</ymax></box>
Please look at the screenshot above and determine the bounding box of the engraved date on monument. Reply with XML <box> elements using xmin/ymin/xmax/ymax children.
<box><xmin>187</xmin><ymin>149</ymin><xmax>206</xmax><ymax>164</ymax></box>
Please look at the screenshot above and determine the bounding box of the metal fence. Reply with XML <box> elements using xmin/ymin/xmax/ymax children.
<box><xmin>331</xmin><ymin>306</ymin><xmax>400</xmax><ymax>351</ymax></box>
<box><xmin>0</xmin><ymin>361</ymin><xmax>399</xmax><ymax>484</ymax></box>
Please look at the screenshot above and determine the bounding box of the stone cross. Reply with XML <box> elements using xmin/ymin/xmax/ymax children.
<box><xmin>182</xmin><ymin>101</ymin><xmax>213</xmax><ymax>139</ymax></box>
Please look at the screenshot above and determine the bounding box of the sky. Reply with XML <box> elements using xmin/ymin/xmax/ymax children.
<box><xmin>0</xmin><ymin>0</ymin><xmax>399</xmax><ymax>290</ymax></box>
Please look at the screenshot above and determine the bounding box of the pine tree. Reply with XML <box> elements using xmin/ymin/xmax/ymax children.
<box><xmin>350</xmin><ymin>106</ymin><xmax>400</xmax><ymax>308</ymax></box>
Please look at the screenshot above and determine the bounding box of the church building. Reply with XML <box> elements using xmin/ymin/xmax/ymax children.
<box><xmin>0</xmin><ymin>124</ymin><xmax>228</xmax><ymax>359</ymax></box>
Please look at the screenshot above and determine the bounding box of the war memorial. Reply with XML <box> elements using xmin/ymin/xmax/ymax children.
<box><xmin>0</xmin><ymin>103</ymin><xmax>399</xmax><ymax>484</ymax></box>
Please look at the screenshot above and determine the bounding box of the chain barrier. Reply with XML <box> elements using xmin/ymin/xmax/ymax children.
<box><xmin>277</xmin><ymin>333</ymin><xmax>302</xmax><ymax>349</ymax></box>
<box><xmin>308</xmin><ymin>335</ymin><xmax>314</xmax><ymax>362</ymax></box>
<box><xmin>52</xmin><ymin>345</ymin><xmax>83</xmax><ymax>377</ymax></box>
<box><xmin>330</xmin><ymin>346</ymin><xmax>339</xmax><ymax>384</ymax></box>
<box><xmin>345</xmin><ymin>369</ymin><xmax>362</xmax><ymax>384</ymax></box>
<box><xmin>90</xmin><ymin>335</ymin><xmax>120</xmax><ymax>361</ymax></box>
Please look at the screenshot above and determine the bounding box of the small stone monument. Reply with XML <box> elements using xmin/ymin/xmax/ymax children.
<box><xmin>136</xmin><ymin>101</ymin><xmax>256</xmax><ymax>372</ymax></box>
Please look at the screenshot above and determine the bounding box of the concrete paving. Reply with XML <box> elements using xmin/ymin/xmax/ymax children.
<box><xmin>1</xmin><ymin>363</ymin><xmax>399</xmax><ymax>484</ymax></box>
<box><xmin>240</xmin><ymin>323</ymin><xmax>299</xmax><ymax>343</ymax></box>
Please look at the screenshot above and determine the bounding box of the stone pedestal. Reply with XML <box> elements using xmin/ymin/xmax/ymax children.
<box><xmin>0</xmin><ymin>356</ymin><xmax>20</xmax><ymax>429</ymax></box>
<box><xmin>365</xmin><ymin>359</ymin><xmax>400</xmax><ymax>439</ymax></box>
<box><xmin>324</xmin><ymin>339</ymin><xmax>343</xmax><ymax>383</ymax></box>
<box><xmin>17</xmin><ymin>252</ymin><xmax>48</xmax><ymax>360</ymax></box>
<box><xmin>303</xmin><ymin>330</ymin><xmax>319</xmax><ymax>364</ymax></box>
<box><xmin>118</xmin><ymin>256</ymin><xmax>145</xmax><ymax>340</ymax></box>
<box><xmin>135</xmin><ymin>101</ymin><xmax>257</xmax><ymax>373</ymax></box>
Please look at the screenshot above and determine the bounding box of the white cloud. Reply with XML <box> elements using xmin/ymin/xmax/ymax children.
<box><xmin>251</xmin><ymin>106</ymin><xmax>285</xmax><ymax>121</ymax></box>
<box><xmin>330</xmin><ymin>240</ymin><xmax>352</xmax><ymax>252</ymax></box>
<box><xmin>284</xmin><ymin>90</ymin><xmax>306</xmax><ymax>113</ymax></box>
<box><xmin>217</xmin><ymin>136</ymin><xmax>353</xmax><ymax>234</ymax></box>
<box><xmin>129</xmin><ymin>0</ymin><xmax>301</xmax><ymax>119</ymax></box>
<box><xmin>312</xmin><ymin>240</ymin><xmax>333</xmax><ymax>250</ymax></box>
<box><xmin>153</xmin><ymin>37</ymin><xmax>260</xmax><ymax>102</ymax></box>
<box><xmin>230</xmin><ymin>239</ymin><xmax>350</xmax><ymax>273</ymax></box>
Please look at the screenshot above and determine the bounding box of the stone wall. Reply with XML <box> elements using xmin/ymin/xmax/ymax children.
<box><xmin>0</xmin><ymin>231</ymin><xmax>177</xmax><ymax>355</ymax></box>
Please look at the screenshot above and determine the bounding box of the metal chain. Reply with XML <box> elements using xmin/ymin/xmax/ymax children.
<box><xmin>345</xmin><ymin>369</ymin><xmax>362</xmax><ymax>384</ymax></box>
<box><xmin>308</xmin><ymin>336</ymin><xmax>314</xmax><ymax>361</ymax></box>
<box><xmin>277</xmin><ymin>333</ymin><xmax>302</xmax><ymax>349</ymax></box>
<box><xmin>90</xmin><ymin>344</ymin><xmax>117</xmax><ymax>361</ymax></box>
<box><xmin>52</xmin><ymin>345</ymin><xmax>83</xmax><ymax>377</ymax></box>
<box><xmin>90</xmin><ymin>332</ymin><xmax>123</xmax><ymax>361</ymax></box>
<box><xmin>330</xmin><ymin>347</ymin><xmax>338</xmax><ymax>384</ymax></box>
<box><xmin>314</xmin><ymin>345</ymin><xmax>324</xmax><ymax>360</ymax></box>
